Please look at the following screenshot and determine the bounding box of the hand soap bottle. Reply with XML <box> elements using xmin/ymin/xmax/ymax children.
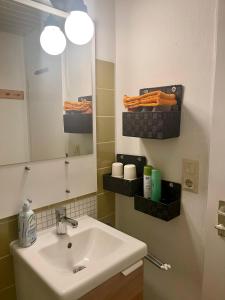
<box><xmin>18</xmin><ymin>199</ymin><xmax>37</xmax><ymax>248</ymax></box>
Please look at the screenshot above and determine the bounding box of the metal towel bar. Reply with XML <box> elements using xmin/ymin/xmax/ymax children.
<box><xmin>145</xmin><ymin>253</ymin><xmax>171</xmax><ymax>271</ymax></box>
<box><xmin>215</xmin><ymin>224</ymin><xmax>225</xmax><ymax>231</ymax></box>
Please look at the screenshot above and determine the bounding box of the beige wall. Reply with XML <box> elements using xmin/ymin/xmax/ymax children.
<box><xmin>115</xmin><ymin>0</ymin><xmax>217</xmax><ymax>299</ymax></box>
<box><xmin>87</xmin><ymin>0</ymin><xmax>115</xmax><ymax>63</ymax></box>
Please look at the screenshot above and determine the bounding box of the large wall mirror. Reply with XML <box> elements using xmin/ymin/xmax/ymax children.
<box><xmin>0</xmin><ymin>0</ymin><xmax>94</xmax><ymax>166</ymax></box>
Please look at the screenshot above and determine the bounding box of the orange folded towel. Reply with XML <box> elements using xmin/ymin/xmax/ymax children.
<box><xmin>64</xmin><ymin>101</ymin><xmax>92</xmax><ymax>114</ymax></box>
<box><xmin>124</xmin><ymin>90</ymin><xmax>177</xmax><ymax>111</ymax></box>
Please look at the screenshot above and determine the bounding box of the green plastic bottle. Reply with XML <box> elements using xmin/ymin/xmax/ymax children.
<box><xmin>151</xmin><ymin>169</ymin><xmax>161</xmax><ymax>202</ymax></box>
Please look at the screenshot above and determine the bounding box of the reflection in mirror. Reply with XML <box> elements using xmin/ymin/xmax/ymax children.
<box><xmin>0</xmin><ymin>0</ymin><xmax>94</xmax><ymax>166</ymax></box>
<box><xmin>63</xmin><ymin>41</ymin><xmax>93</xmax><ymax>157</ymax></box>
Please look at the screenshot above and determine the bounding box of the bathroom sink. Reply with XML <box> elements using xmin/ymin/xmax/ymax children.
<box><xmin>39</xmin><ymin>227</ymin><xmax>124</xmax><ymax>273</ymax></box>
<box><xmin>11</xmin><ymin>215</ymin><xmax>147</xmax><ymax>300</ymax></box>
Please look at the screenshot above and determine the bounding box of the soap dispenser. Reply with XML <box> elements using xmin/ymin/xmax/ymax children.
<box><xmin>18</xmin><ymin>199</ymin><xmax>37</xmax><ymax>248</ymax></box>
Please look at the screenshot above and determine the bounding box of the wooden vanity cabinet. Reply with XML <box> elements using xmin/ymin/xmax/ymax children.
<box><xmin>79</xmin><ymin>265</ymin><xmax>144</xmax><ymax>300</ymax></box>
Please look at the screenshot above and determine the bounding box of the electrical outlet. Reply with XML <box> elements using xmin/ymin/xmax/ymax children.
<box><xmin>182</xmin><ymin>159</ymin><xmax>199</xmax><ymax>193</ymax></box>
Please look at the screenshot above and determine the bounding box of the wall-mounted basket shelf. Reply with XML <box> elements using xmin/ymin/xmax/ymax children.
<box><xmin>103</xmin><ymin>154</ymin><xmax>146</xmax><ymax>197</ymax></box>
<box><xmin>78</xmin><ymin>95</ymin><xmax>92</xmax><ymax>102</ymax></box>
<box><xmin>63</xmin><ymin>113</ymin><xmax>92</xmax><ymax>134</ymax></box>
<box><xmin>123</xmin><ymin>85</ymin><xmax>183</xmax><ymax>139</ymax></box>
<box><xmin>134</xmin><ymin>180</ymin><xmax>181</xmax><ymax>221</ymax></box>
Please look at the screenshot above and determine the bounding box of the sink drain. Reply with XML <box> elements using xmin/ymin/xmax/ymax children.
<box><xmin>73</xmin><ymin>265</ymin><xmax>86</xmax><ymax>274</ymax></box>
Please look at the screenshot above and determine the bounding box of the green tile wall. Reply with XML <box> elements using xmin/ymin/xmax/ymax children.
<box><xmin>96</xmin><ymin>60</ymin><xmax>115</xmax><ymax>227</ymax></box>
<box><xmin>0</xmin><ymin>216</ymin><xmax>17</xmax><ymax>300</ymax></box>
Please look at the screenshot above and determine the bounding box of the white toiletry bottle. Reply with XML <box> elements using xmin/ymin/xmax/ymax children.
<box><xmin>144</xmin><ymin>165</ymin><xmax>152</xmax><ymax>199</ymax></box>
<box><xmin>18</xmin><ymin>199</ymin><xmax>37</xmax><ymax>248</ymax></box>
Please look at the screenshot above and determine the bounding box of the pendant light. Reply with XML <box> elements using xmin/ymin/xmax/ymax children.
<box><xmin>64</xmin><ymin>0</ymin><xmax>94</xmax><ymax>46</ymax></box>
<box><xmin>40</xmin><ymin>15</ymin><xmax>66</xmax><ymax>55</ymax></box>
<box><xmin>40</xmin><ymin>0</ymin><xmax>94</xmax><ymax>55</ymax></box>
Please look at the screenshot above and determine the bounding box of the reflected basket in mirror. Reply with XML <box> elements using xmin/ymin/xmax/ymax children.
<box><xmin>64</xmin><ymin>96</ymin><xmax>92</xmax><ymax>115</ymax></box>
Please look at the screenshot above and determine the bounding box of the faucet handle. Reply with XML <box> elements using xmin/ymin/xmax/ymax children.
<box><xmin>55</xmin><ymin>207</ymin><xmax>66</xmax><ymax>220</ymax></box>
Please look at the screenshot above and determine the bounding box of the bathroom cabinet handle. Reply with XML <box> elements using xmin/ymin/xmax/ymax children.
<box><xmin>121</xmin><ymin>260</ymin><xmax>143</xmax><ymax>276</ymax></box>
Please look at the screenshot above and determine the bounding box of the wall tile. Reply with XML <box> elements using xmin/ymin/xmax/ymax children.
<box><xmin>97</xmin><ymin>167</ymin><xmax>112</xmax><ymax>194</ymax></box>
<box><xmin>99</xmin><ymin>214</ymin><xmax>115</xmax><ymax>227</ymax></box>
<box><xmin>0</xmin><ymin>256</ymin><xmax>14</xmax><ymax>290</ymax></box>
<box><xmin>96</xmin><ymin>60</ymin><xmax>115</xmax><ymax>89</ymax></box>
<box><xmin>96</xmin><ymin>89</ymin><xmax>115</xmax><ymax>116</ymax></box>
<box><xmin>0</xmin><ymin>216</ymin><xmax>17</xmax><ymax>224</ymax></box>
<box><xmin>35</xmin><ymin>196</ymin><xmax>97</xmax><ymax>232</ymax></box>
<box><xmin>97</xmin><ymin>142</ymin><xmax>115</xmax><ymax>168</ymax></box>
<box><xmin>97</xmin><ymin>192</ymin><xmax>115</xmax><ymax>219</ymax></box>
<box><xmin>0</xmin><ymin>220</ymin><xmax>18</xmax><ymax>258</ymax></box>
<box><xmin>0</xmin><ymin>223</ymin><xmax>9</xmax><ymax>258</ymax></box>
<box><xmin>96</xmin><ymin>59</ymin><xmax>115</xmax><ymax>224</ymax></box>
<box><xmin>96</xmin><ymin>117</ymin><xmax>115</xmax><ymax>143</ymax></box>
<box><xmin>0</xmin><ymin>286</ymin><xmax>16</xmax><ymax>300</ymax></box>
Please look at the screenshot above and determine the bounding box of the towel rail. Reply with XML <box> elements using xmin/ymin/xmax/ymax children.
<box><xmin>215</xmin><ymin>224</ymin><xmax>225</xmax><ymax>231</ymax></box>
<box><xmin>145</xmin><ymin>253</ymin><xmax>171</xmax><ymax>271</ymax></box>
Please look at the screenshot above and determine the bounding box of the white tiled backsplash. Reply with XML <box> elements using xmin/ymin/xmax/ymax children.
<box><xmin>36</xmin><ymin>195</ymin><xmax>97</xmax><ymax>231</ymax></box>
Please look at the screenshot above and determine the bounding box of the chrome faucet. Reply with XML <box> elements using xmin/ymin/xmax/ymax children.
<box><xmin>55</xmin><ymin>207</ymin><xmax>78</xmax><ymax>235</ymax></box>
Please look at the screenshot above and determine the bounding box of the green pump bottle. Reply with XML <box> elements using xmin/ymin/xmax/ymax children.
<box><xmin>151</xmin><ymin>169</ymin><xmax>161</xmax><ymax>202</ymax></box>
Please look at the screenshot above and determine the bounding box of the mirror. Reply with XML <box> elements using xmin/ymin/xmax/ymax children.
<box><xmin>0</xmin><ymin>0</ymin><xmax>94</xmax><ymax>166</ymax></box>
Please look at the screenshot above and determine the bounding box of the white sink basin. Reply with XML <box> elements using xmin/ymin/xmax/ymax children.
<box><xmin>11</xmin><ymin>215</ymin><xmax>147</xmax><ymax>300</ymax></box>
<box><xmin>39</xmin><ymin>227</ymin><xmax>124</xmax><ymax>273</ymax></box>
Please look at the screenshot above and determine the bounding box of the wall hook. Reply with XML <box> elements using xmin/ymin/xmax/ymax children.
<box><xmin>171</xmin><ymin>86</ymin><xmax>177</xmax><ymax>93</ymax></box>
<box><xmin>65</xmin><ymin>160</ymin><xmax>70</xmax><ymax>165</ymax></box>
<box><xmin>24</xmin><ymin>166</ymin><xmax>31</xmax><ymax>171</ymax></box>
<box><xmin>65</xmin><ymin>189</ymin><xmax>71</xmax><ymax>194</ymax></box>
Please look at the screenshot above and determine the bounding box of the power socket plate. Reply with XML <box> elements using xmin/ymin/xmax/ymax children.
<box><xmin>182</xmin><ymin>159</ymin><xmax>199</xmax><ymax>193</ymax></box>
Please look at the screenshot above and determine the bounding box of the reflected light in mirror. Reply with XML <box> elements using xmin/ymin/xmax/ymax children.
<box><xmin>40</xmin><ymin>25</ymin><xmax>66</xmax><ymax>55</ymax></box>
<box><xmin>65</xmin><ymin>11</ymin><xmax>94</xmax><ymax>46</ymax></box>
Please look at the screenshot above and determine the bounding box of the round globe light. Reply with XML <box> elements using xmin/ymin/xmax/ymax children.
<box><xmin>40</xmin><ymin>26</ymin><xmax>66</xmax><ymax>55</ymax></box>
<box><xmin>65</xmin><ymin>11</ymin><xmax>94</xmax><ymax>45</ymax></box>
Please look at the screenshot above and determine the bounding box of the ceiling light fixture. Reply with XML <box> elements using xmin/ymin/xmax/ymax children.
<box><xmin>40</xmin><ymin>15</ymin><xmax>66</xmax><ymax>55</ymax></box>
<box><xmin>40</xmin><ymin>25</ymin><xmax>66</xmax><ymax>55</ymax></box>
<box><xmin>65</xmin><ymin>10</ymin><xmax>94</xmax><ymax>46</ymax></box>
<box><xmin>39</xmin><ymin>0</ymin><xmax>94</xmax><ymax>55</ymax></box>
<box><xmin>64</xmin><ymin>0</ymin><xmax>94</xmax><ymax>46</ymax></box>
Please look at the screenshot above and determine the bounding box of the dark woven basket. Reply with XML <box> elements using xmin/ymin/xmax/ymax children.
<box><xmin>123</xmin><ymin>85</ymin><xmax>183</xmax><ymax>139</ymax></box>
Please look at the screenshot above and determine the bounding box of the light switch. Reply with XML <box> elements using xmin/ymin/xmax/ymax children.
<box><xmin>182</xmin><ymin>159</ymin><xmax>199</xmax><ymax>193</ymax></box>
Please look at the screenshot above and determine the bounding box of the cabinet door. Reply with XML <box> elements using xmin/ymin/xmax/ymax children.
<box><xmin>79</xmin><ymin>265</ymin><xmax>144</xmax><ymax>300</ymax></box>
